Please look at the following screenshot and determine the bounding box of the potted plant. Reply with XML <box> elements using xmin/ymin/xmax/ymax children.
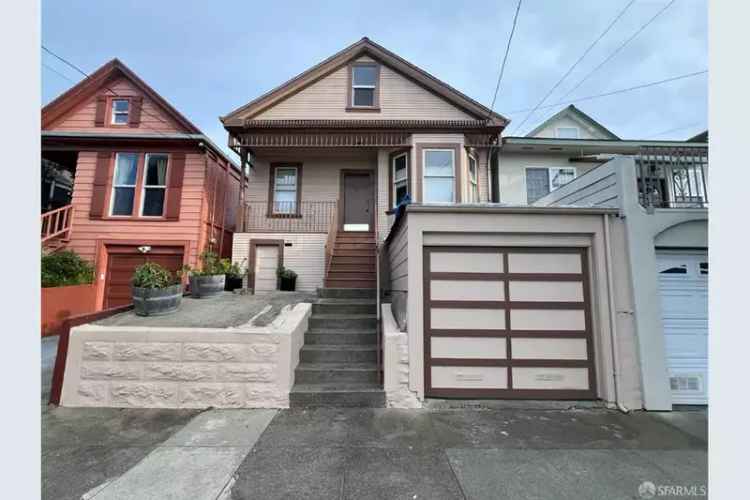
<box><xmin>131</xmin><ymin>262</ymin><xmax>182</xmax><ymax>316</ymax></box>
<box><xmin>277</xmin><ymin>266</ymin><xmax>298</xmax><ymax>291</ymax></box>
<box><xmin>180</xmin><ymin>250</ymin><xmax>226</xmax><ymax>298</ymax></box>
<box><xmin>224</xmin><ymin>259</ymin><xmax>246</xmax><ymax>291</ymax></box>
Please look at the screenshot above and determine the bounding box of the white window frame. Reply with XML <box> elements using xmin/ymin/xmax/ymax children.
<box><xmin>423</xmin><ymin>149</ymin><xmax>455</xmax><ymax>203</ymax></box>
<box><xmin>111</xmin><ymin>99</ymin><xmax>130</xmax><ymax>125</ymax></box>
<box><xmin>109</xmin><ymin>152</ymin><xmax>139</xmax><ymax>216</ymax></box>
<box><xmin>555</xmin><ymin>126</ymin><xmax>579</xmax><ymax>139</ymax></box>
<box><xmin>524</xmin><ymin>166</ymin><xmax>577</xmax><ymax>203</ymax></box>
<box><xmin>351</xmin><ymin>64</ymin><xmax>377</xmax><ymax>107</ymax></box>
<box><xmin>272</xmin><ymin>166</ymin><xmax>299</xmax><ymax>214</ymax></box>
<box><xmin>549</xmin><ymin>166</ymin><xmax>577</xmax><ymax>191</ymax></box>
<box><xmin>391</xmin><ymin>152</ymin><xmax>409</xmax><ymax>208</ymax></box>
<box><xmin>139</xmin><ymin>153</ymin><xmax>169</xmax><ymax>217</ymax></box>
<box><xmin>468</xmin><ymin>155</ymin><xmax>479</xmax><ymax>203</ymax></box>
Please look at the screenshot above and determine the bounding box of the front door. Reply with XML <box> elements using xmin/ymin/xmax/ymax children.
<box><xmin>342</xmin><ymin>171</ymin><xmax>373</xmax><ymax>232</ymax></box>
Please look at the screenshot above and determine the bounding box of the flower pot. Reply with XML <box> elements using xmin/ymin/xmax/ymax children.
<box><xmin>189</xmin><ymin>274</ymin><xmax>226</xmax><ymax>298</ymax></box>
<box><xmin>132</xmin><ymin>284</ymin><xmax>182</xmax><ymax>316</ymax></box>
<box><xmin>279</xmin><ymin>275</ymin><xmax>297</xmax><ymax>291</ymax></box>
<box><xmin>225</xmin><ymin>275</ymin><xmax>244</xmax><ymax>291</ymax></box>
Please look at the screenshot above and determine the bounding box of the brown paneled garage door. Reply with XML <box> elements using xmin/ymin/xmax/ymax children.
<box><xmin>104</xmin><ymin>245</ymin><xmax>185</xmax><ymax>308</ymax></box>
<box><xmin>423</xmin><ymin>247</ymin><xmax>596</xmax><ymax>399</ymax></box>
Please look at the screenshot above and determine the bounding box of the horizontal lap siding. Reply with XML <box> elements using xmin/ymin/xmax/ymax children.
<box><xmin>387</xmin><ymin>220</ymin><xmax>408</xmax><ymax>292</ymax></box>
<box><xmin>67</xmin><ymin>151</ymin><xmax>205</xmax><ymax>266</ymax></box>
<box><xmin>534</xmin><ymin>160</ymin><xmax>619</xmax><ymax>208</ymax></box>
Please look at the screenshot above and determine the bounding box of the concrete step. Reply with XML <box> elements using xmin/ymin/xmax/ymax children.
<box><xmin>300</xmin><ymin>344</ymin><xmax>377</xmax><ymax>363</ymax></box>
<box><xmin>326</xmin><ymin>271</ymin><xmax>376</xmax><ymax>280</ymax></box>
<box><xmin>309</xmin><ymin>314</ymin><xmax>377</xmax><ymax>330</ymax></box>
<box><xmin>317</xmin><ymin>288</ymin><xmax>377</xmax><ymax>299</ymax></box>
<box><xmin>305</xmin><ymin>330</ymin><xmax>377</xmax><ymax>345</ymax></box>
<box><xmin>312</xmin><ymin>299</ymin><xmax>376</xmax><ymax>315</ymax></box>
<box><xmin>325</xmin><ymin>278</ymin><xmax>377</xmax><ymax>289</ymax></box>
<box><xmin>289</xmin><ymin>383</ymin><xmax>385</xmax><ymax>408</ymax></box>
<box><xmin>295</xmin><ymin>363</ymin><xmax>378</xmax><ymax>383</ymax></box>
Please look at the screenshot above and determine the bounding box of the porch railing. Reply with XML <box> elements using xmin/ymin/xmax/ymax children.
<box><xmin>41</xmin><ymin>204</ymin><xmax>73</xmax><ymax>243</ymax></box>
<box><xmin>324</xmin><ymin>199</ymin><xmax>340</xmax><ymax>276</ymax></box>
<box><xmin>636</xmin><ymin>147</ymin><xmax>708</xmax><ymax>209</ymax></box>
<box><xmin>244</xmin><ymin>200</ymin><xmax>337</xmax><ymax>233</ymax></box>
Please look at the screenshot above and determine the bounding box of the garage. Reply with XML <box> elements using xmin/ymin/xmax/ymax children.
<box><xmin>423</xmin><ymin>246</ymin><xmax>596</xmax><ymax>399</ymax></box>
<box><xmin>104</xmin><ymin>244</ymin><xmax>185</xmax><ymax>308</ymax></box>
<box><xmin>657</xmin><ymin>251</ymin><xmax>708</xmax><ymax>405</ymax></box>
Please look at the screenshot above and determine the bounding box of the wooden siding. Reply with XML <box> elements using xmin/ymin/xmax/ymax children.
<box><xmin>387</xmin><ymin>219</ymin><xmax>408</xmax><ymax>293</ymax></box>
<box><xmin>48</xmin><ymin>77</ymin><xmax>187</xmax><ymax>134</ymax></box>
<box><xmin>532</xmin><ymin>161</ymin><xmax>619</xmax><ymax>208</ymax></box>
<box><xmin>254</xmin><ymin>58</ymin><xmax>475</xmax><ymax>121</ymax></box>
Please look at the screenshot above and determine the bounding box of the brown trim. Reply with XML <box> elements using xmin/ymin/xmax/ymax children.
<box><xmin>388</xmin><ymin>148</ymin><xmax>411</xmax><ymax>209</ymax></box>
<box><xmin>338</xmin><ymin>169</ymin><xmax>375</xmax><ymax>231</ymax></box>
<box><xmin>247</xmin><ymin>239</ymin><xmax>285</xmax><ymax>293</ymax></box>
<box><xmin>503</xmin><ymin>253</ymin><xmax>513</xmax><ymax>389</ymax></box>
<box><xmin>235</xmin><ymin>119</ymin><xmax>498</xmax><ymax>130</ymax></box>
<box><xmin>430</xmin><ymin>358</ymin><xmax>589</xmax><ymax>368</ymax></box>
<box><xmin>105</xmin><ymin>96</ymin><xmax>134</xmax><ymax>128</ymax></box>
<box><xmin>345</xmin><ymin>61</ymin><xmax>381</xmax><ymax>112</ymax></box>
<box><xmin>267</xmin><ymin>163</ymin><xmax>303</xmax><ymax>218</ymax></box>
<box><xmin>415</xmin><ymin>143</ymin><xmax>462</xmax><ymax>203</ymax></box>
<box><xmin>425</xmin><ymin>388</ymin><xmax>594</xmax><ymax>400</ymax></box>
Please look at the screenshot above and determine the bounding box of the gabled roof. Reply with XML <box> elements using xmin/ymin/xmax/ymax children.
<box><xmin>42</xmin><ymin>58</ymin><xmax>201</xmax><ymax>133</ymax></box>
<box><xmin>688</xmin><ymin>130</ymin><xmax>708</xmax><ymax>143</ymax></box>
<box><xmin>524</xmin><ymin>104</ymin><xmax>620</xmax><ymax>140</ymax></box>
<box><xmin>221</xmin><ymin>37</ymin><xmax>509</xmax><ymax>127</ymax></box>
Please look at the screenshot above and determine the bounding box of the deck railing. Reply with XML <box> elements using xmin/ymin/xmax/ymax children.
<box><xmin>41</xmin><ymin>204</ymin><xmax>73</xmax><ymax>243</ymax></box>
<box><xmin>324</xmin><ymin>199</ymin><xmax>340</xmax><ymax>276</ymax></box>
<box><xmin>636</xmin><ymin>147</ymin><xmax>709</xmax><ymax>209</ymax></box>
<box><xmin>244</xmin><ymin>200</ymin><xmax>337</xmax><ymax>233</ymax></box>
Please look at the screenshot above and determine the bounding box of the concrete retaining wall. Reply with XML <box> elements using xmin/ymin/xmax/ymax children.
<box><xmin>382</xmin><ymin>304</ymin><xmax>421</xmax><ymax>408</ymax></box>
<box><xmin>60</xmin><ymin>303</ymin><xmax>311</xmax><ymax>409</ymax></box>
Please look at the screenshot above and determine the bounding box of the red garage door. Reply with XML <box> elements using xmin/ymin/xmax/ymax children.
<box><xmin>104</xmin><ymin>245</ymin><xmax>184</xmax><ymax>308</ymax></box>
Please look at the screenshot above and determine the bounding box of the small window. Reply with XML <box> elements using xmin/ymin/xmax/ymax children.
<box><xmin>273</xmin><ymin>166</ymin><xmax>298</xmax><ymax>214</ymax></box>
<box><xmin>468</xmin><ymin>156</ymin><xmax>479</xmax><ymax>203</ymax></box>
<box><xmin>111</xmin><ymin>99</ymin><xmax>130</xmax><ymax>124</ymax></box>
<box><xmin>550</xmin><ymin>167</ymin><xmax>576</xmax><ymax>190</ymax></box>
<box><xmin>392</xmin><ymin>153</ymin><xmax>409</xmax><ymax>207</ymax></box>
<box><xmin>110</xmin><ymin>153</ymin><xmax>138</xmax><ymax>216</ymax></box>
<box><xmin>556</xmin><ymin>127</ymin><xmax>579</xmax><ymax>139</ymax></box>
<box><xmin>351</xmin><ymin>64</ymin><xmax>377</xmax><ymax>107</ymax></box>
<box><xmin>525</xmin><ymin>167</ymin><xmax>576</xmax><ymax>203</ymax></box>
<box><xmin>660</xmin><ymin>266</ymin><xmax>688</xmax><ymax>274</ymax></box>
<box><xmin>423</xmin><ymin>150</ymin><xmax>455</xmax><ymax>203</ymax></box>
<box><xmin>140</xmin><ymin>154</ymin><xmax>168</xmax><ymax>216</ymax></box>
<box><xmin>699</xmin><ymin>262</ymin><xmax>708</xmax><ymax>275</ymax></box>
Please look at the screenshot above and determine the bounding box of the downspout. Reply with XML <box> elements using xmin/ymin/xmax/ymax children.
<box><xmin>604</xmin><ymin>212</ymin><xmax>629</xmax><ymax>413</ymax></box>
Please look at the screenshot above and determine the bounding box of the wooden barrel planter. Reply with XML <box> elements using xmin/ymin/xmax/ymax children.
<box><xmin>132</xmin><ymin>284</ymin><xmax>183</xmax><ymax>316</ymax></box>
<box><xmin>189</xmin><ymin>274</ymin><xmax>226</xmax><ymax>298</ymax></box>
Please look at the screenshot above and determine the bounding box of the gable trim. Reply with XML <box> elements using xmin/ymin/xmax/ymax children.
<box><xmin>525</xmin><ymin>105</ymin><xmax>619</xmax><ymax>140</ymax></box>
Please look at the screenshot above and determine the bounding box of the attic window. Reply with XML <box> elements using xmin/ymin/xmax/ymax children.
<box><xmin>349</xmin><ymin>63</ymin><xmax>379</xmax><ymax>109</ymax></box>
<box><xmin>556</xmin><ymin>127</ymin><xmax>579</xmax><ymax>139</ymax></box>
<box><xmin>111</xmin><ymin>99</ymin><xmax>130</xmax><ymax>124</ymax></box>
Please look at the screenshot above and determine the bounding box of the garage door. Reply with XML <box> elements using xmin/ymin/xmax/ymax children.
<box><xmin>423</xmin><ymin>247</ymin><xmax>595</xmax><ymax>399</ymax></box>
<box><xmin>657</xmin><ymin>251</ymin><xmax>708</xmax><ymax>405</ymax></box>
<box><xmin>104</xmin><ymin>245</ymin><xmax>184</xmax><ymax>308</ymax></box>
<box><xmin>253</xmin><ymin>245</ymin><xmax>279</xmax><ymax>293</ymax></box>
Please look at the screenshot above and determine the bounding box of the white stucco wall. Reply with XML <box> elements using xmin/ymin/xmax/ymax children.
<box><xmin>382</xmin><ymin>304</ymin><xmax>421</xmax><ymax>408</ymax></box>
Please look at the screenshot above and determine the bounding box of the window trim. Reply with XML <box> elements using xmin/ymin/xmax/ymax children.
<box><xmin>110</xmin><ymin>98</ymin><xmax>131</xmax><ymax>126</ymax></box>
<box><xmin>389</xmin><ymin>149</ymin><xmax>410</xmax><ymax>208</ymax></box>
<box><xmin>139</xmin><ymin>153</ymin><xmax>170</xmax><ymax>217</ymax></box>
<box><xmin>109</xmin><ymin>152</ymin><xmax>140</xmax><ymax>217</ymax></box>
<box><xmin>555</xmin><ymin>126</ymin><xmax>579</xmax><ymax>139</ymax></box>
<box><xmin>422</xmin><ymin>148</ymin><xmax>456</xmax><ymax>203</ymax></box>
<box><xmin>468</xmin><ymin>154</ymin><xmax>479</xmax><ymax>203</ymax></box>
<box><xmin>346</xmin><ymin>62</ymin><xmax>381</xmax><ymax>112</ymax></box>
<box><xmin>267</xmin><ymin>163</ymin><xmax>303</xmax><ymax>218</ymax></box>
<box><xmin>524</xmin><ymin>166</ymin><xmax>577</xmax><ymax>203</ymax></box>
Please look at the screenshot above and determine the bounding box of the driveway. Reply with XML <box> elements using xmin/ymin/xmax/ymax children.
<box><xmin>42</xmin><ymin>337</ymin><xmax>707</xmax><ymax>499</ymax></box>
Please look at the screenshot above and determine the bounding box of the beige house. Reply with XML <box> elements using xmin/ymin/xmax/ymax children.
<box><xmin>222</xmin><ymin>37</ymin><xmax>705</xmax><ymax>410</ymax></box>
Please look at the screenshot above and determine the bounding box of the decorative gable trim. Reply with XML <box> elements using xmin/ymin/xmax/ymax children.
<box><xmin>524</xmin><ymin>105</ymin><xmax>620</xmax><ymax>140</ymax></box>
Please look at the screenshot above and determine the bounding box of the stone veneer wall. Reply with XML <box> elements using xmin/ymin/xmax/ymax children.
<box><xmin>60</xmin><ymin>303</ymin><xmax>311</xmax><ymax>409</ymax></box>
<box><xmin>382</xmin><ymin>304</ymin><xmax>421</xmax><ymax>408</ymax></box>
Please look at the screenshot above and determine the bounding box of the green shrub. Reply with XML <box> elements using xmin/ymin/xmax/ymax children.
<box><xmin>179</xmin><ymin>250</ymin><xmax>227</xmax><ymax>277</ymax></box>
<box><xmin>277</xmin><ymin>266</ymin><xmax>298</xmax><ymax>280</ymax></box>
<box><xmin>41</xmin><ymin>250</ymin><xmax>94</xmax><ymax>288</ymax></box>
<box><xmin>132</xmin><ymin>262</ymin><xmax>178</xmax><ymax>289</ymax></box>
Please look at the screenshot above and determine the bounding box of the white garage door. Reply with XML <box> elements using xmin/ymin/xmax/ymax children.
<box><xmin>423</xmin><ymin>247</ymin><xmax>596</xmax><ymax>399</ymax></box>
<box><xmin>657</xmin><ymin>251</ymin><xmax>708</xmax><ymax>405</ymax></box>
<box><xmin>254</xmin><ymin>245</ymin><xmax>279</xmax><ymax>293</ymax></box>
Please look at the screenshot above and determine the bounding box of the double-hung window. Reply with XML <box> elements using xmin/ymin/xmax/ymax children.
<box><xmin>525</xmin><ymin>167</ymin><xmax>576</xmax><ymax>203</ymax></box>
<box><xmin>141</xmin><ymin>154</ymin><xmax>168</xmax><ymax>216</ymax></box>
<box><xmin>110</xmin><ymin>153</ymin><xmax>139</xmax><ymax>215</ymax></box>
<box><xmin>468</xmin><ymin>155</ymin><xmax>479</xmax><ymax>203</ymax></box>
<box><xmin>423</xmin><ymin>149</ymin><xmax>455</xmax><ymax>203</ymax></box>
<box><xmin>351</xmin><ymin>64</ymin><xmax>378</xmax><ymax>108</ymax></box>
<box><xmin>392</xmin><ymin>152</ymin><xmax>409</xmax><ymax>207</ymax></box>
<box><xmin>111</xmin><ymin>99</ymin><xmax>130</xmax><ymax>124</ymax></box>
<box><xmin>272</xmin><ymin>166</ymin><xmax>299</xmax><ymax>214</ymax></box>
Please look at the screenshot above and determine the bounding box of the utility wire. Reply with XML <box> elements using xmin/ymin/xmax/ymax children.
<box><xmin>503</xmin><ymin>69</ymin><xmax>707</xmax><ymax>115</ymax></box>
<box><xmin>555</xmin><ymin>0</ymin><xmax>677</xmax><ymax>104</ymax></box>
<box><xmin>487</xmin><ymin>0</ymin><xmax>522</xmax><ymax>119</ymax></box>
<box><xmin>508</xmin><ymin>0</ymin><xmax>636</xmax><ymax>135</ymax></box>
<box><xmin>646</xmin><ymin>121</ymin><xmax>703</xmax><ymax>139</ymax></box>
<box><xmin>42</xmin><ymin>62</ymin><xmax>78</xmax><ymax>84</ymax></box>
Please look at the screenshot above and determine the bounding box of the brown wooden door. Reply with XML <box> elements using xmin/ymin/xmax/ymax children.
<box><xmin>104</xmin><ymin>245</ymin><xmax>184</xmax><ymax>308</ymax></box>
<box><xmin>342</xmin><ymin>172</ymin><xmax>373</xmax><ymax>230</ymax></box>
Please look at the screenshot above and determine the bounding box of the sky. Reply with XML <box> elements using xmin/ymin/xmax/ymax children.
<box><xmin>42</xmin><ymin>0</ymin><xmax>708</xmax><ymax>157</ymax></box>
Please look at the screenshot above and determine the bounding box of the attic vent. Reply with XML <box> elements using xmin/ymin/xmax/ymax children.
<box><xmin>670</xmin><ymin>375</ymin><xmax>701</xmax><ymax>392</ymax></box>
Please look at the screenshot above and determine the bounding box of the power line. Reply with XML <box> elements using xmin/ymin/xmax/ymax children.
<box><xmin>646</xmin><ymin>121</ymin><xmax>703</xmax><ymax>139</ymax></box>
<box><xmin>507</xmin><ymin>0</ymin><xmax>637</xmax><ymax>135</ymax></box>
<box><xmin>503</xmin><ymin>69</ymin><xmax>707</xmax><ymax>115</ymax></box>
<box><xmin>42</xmin><ymin>62</ymin><xmax>78</xmax><ymax>84</ymax></box>
<box><xmin>487</xmin><ymin>0</ymin><xmax>522</xmax><ymax>119</ymax></box>
<box><xmin>555</xmin><ymin>0</ymin><xmax>677</xmax><ymax>104</ymax></box>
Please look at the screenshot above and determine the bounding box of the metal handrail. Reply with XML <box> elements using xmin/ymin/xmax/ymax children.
<box><xmin>324</xmin><ymin>200</ymin><xmax>340</xmax><ymax>276</ymax></box>
<box><xmin>637</xmin><ymin>147</ymin><xmax>709</xmax><ymax>209</ymax></box>
<box><xmin>41</xmin><ymin>204</ymin><xmax>73</xmax><ymax>243</ymax></box>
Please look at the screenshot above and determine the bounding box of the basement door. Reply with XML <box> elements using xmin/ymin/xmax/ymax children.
<box><xmin>342</xmin><ymin>171</ymin><xmax>373</xmax><ymax>232</ymax></box>
<box><xmin>423</xmin><ymin>246</ymin><xmax>596</xmax><ymax>399</ymax></box>
<box><xmin>657</xmin><ymin>251</ymin><xmax>708</xmax><ymax>405</ymax></box>
<box><xmin>254</xmin><ymin>245</ymin><xmax>280</xmax><ymax>293</ymax></box>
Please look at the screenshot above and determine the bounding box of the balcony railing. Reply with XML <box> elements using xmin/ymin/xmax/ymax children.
<box><xmin>636</xmin><ymin>147</ymin><xmax>708</xmax><ymax>209</ymax></box>
<box><xmin>41</xmin><ymin>204</ymin><xmax>73</xmax><ymax>243</ymax></box>
<box><xmin>244</xmin><ymin>201</ymin><xmax>337</xmax><ymax>233</ymax></box>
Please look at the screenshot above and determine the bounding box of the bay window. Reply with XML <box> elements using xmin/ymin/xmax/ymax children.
<box><xmin>423</xmin><ymin>149</ymin><xmax>455</xmax><ymax>203</ymax></box>
<box><xmin>468</xmin><ymin>155</ymin><xmax>478</xmax><ymax>203</ymax></box>
<box><xmin>391</xmin><ymin>152</ymin><xmax>409</xmax><ymax>207</ymax></box>
<box><xmin>110</xmin><ymin>153</ymin><xmax>138</xmax><ymax>215</ymax></box>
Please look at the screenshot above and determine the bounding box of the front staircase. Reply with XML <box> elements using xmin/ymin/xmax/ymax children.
<box><xmin>290</xmin><ymin>287</ymin><xmax>384</xmax><ymax>407</ymax></box>
<box><xmin>325</xmin><ymin>231</ymin><xmax>376</xmax><ymax>288</ymax></box>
